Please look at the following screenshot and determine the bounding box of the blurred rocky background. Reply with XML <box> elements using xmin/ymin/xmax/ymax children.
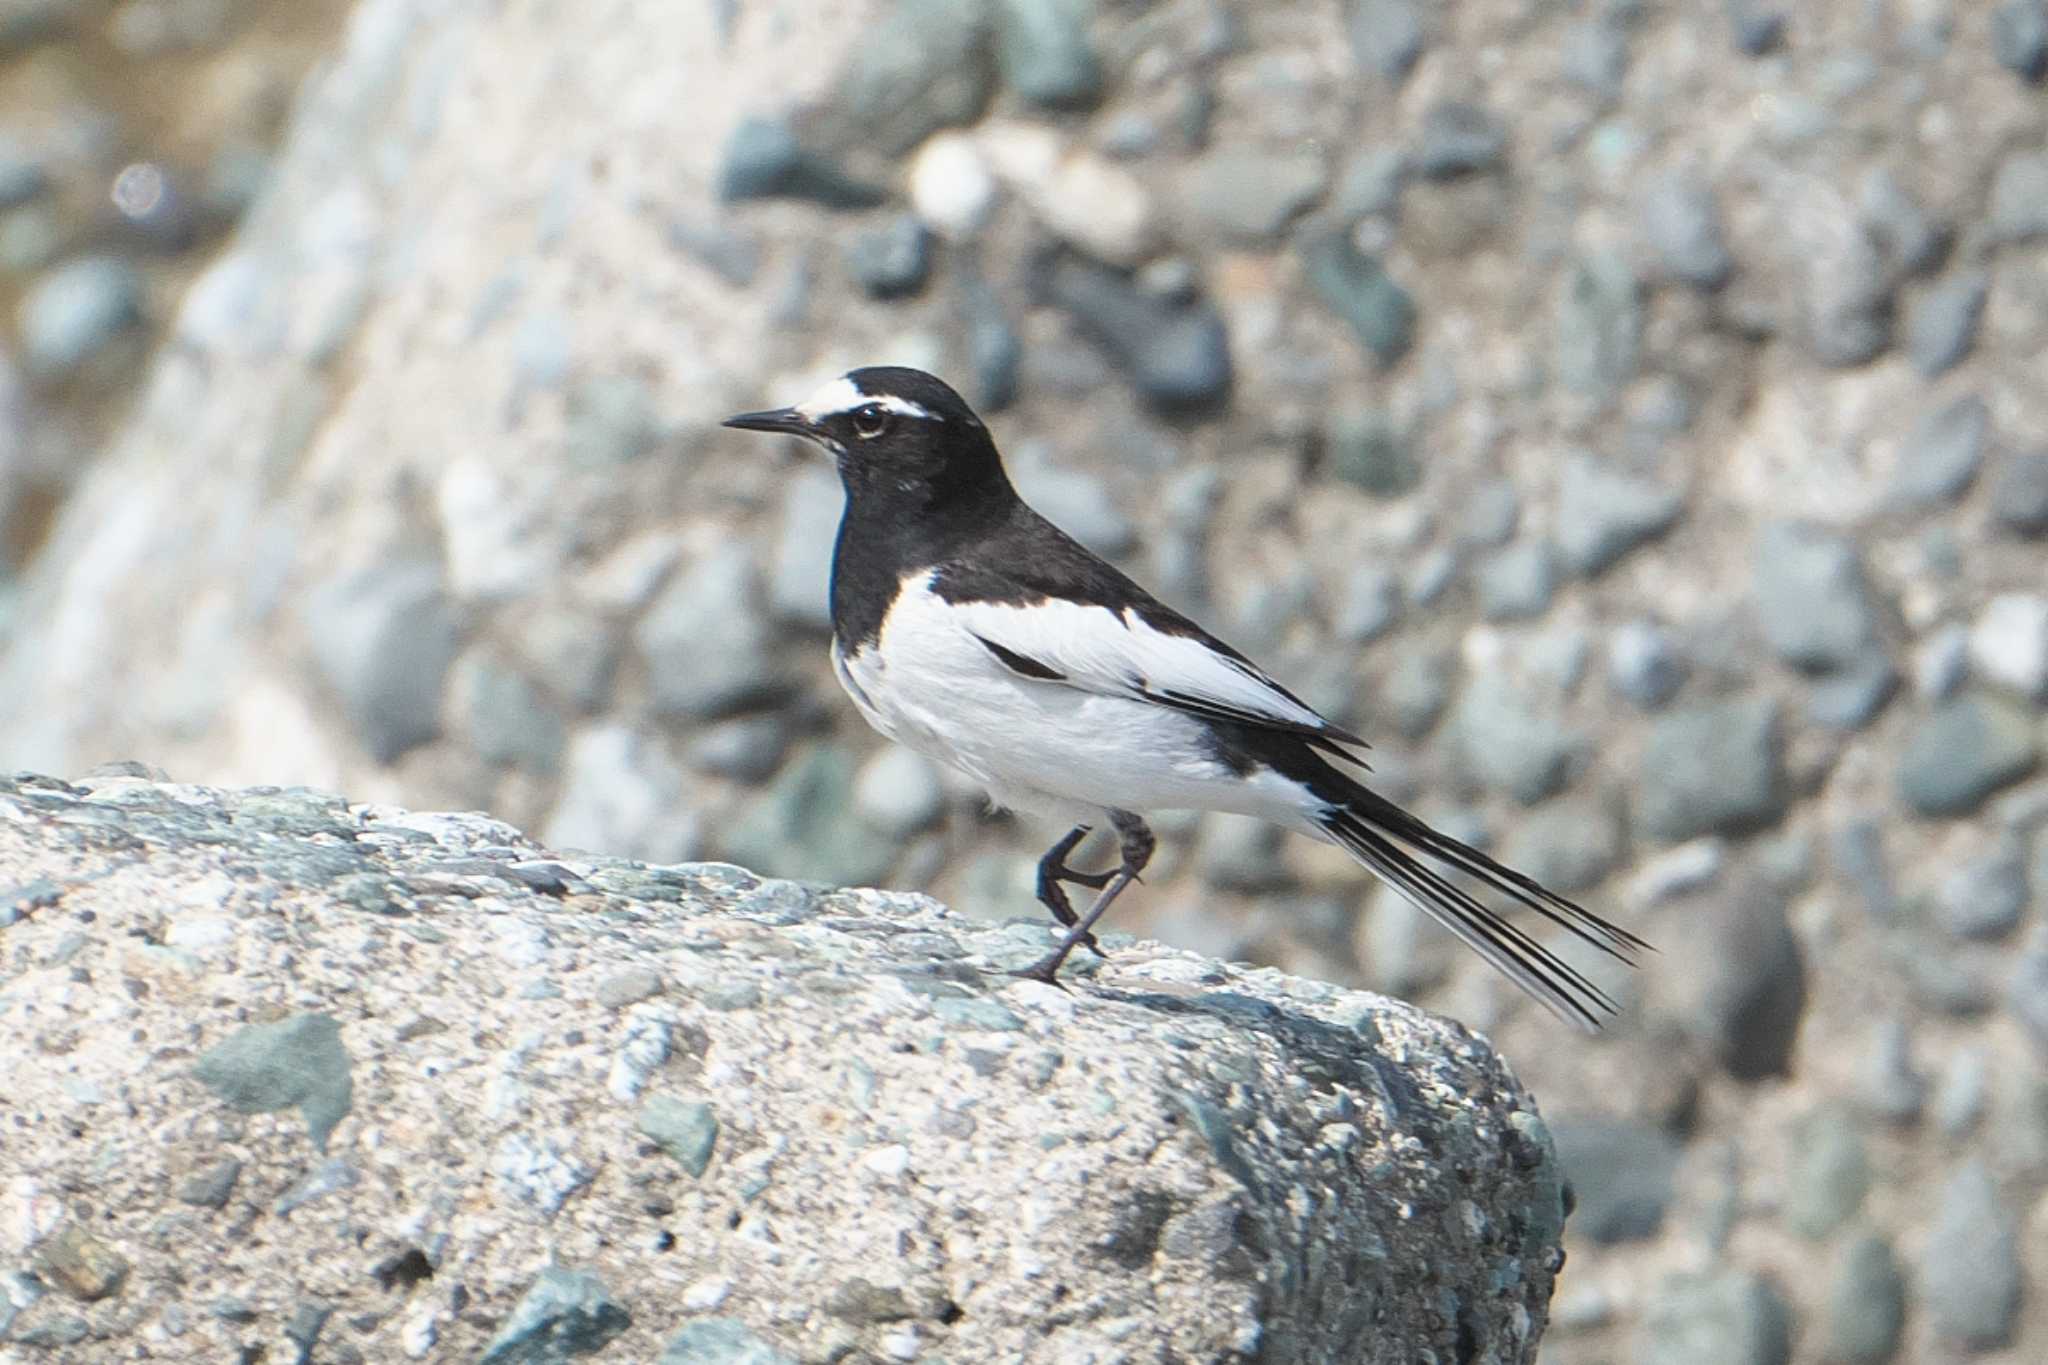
<box><xmin>0</xmin><ymin>0</ymin><xmax>2043</xmax><ymax>1359</ymax></box>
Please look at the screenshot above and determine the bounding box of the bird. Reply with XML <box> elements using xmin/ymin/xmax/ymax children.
<box><xmin>724</xmin><ymin>366</ymin><xmax>1648</xmax><ymax>1028</ymax></box>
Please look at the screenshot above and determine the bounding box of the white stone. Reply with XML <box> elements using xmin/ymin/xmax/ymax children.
<box><xmin>979</xmin><ymin>121</ymin><xmax>1157</xmax><ymax>266</ymax></box>
<box><xmin>909</xmin><ymin>132</ymin><xmax>997</xmax><ymax>240</ymax></box>
<box><xmin>1968</xmin><ymin>593</ymin><xmax>2048</xmax><ymax>698</ymax></box>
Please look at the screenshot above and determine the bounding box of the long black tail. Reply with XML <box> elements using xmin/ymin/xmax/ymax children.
<box><xmin>1314</xmin><ymin>773</ymin><xmax>1650</xmax><ymax>1030</ymax></box>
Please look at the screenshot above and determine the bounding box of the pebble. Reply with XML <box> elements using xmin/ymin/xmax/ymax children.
<box><xmin>1637</xmin><ymin>698</ymin><xmax>1785</xmax><ymax>841</ymax></box>
<box><xmin>1458</xmin><ymin>480</ymin><xmax>1520</xmax><ymax>547</ymax></box>
<box><xmin>1753</xmin><ymin>521</ymin><xmax>1881</xmax><ymax>672</ymax></box>
<box><xmin>1729</xmin><ymin>4</ymin><xmax>1787</xmax><ymax>56</ymax></box>
<box><xmin>1555</xmin><ymin>454</ymin><xmax>1684</xmax><ymax>576</ymax></box>
<box><xmin>1990</xmin><ymin>452</ymin><xmax>2048</xmax><ymax>536</ymax></box>
<box><xmin>982</xmin><ymin>123</ymin><xmax>1155</xmax><ymax>265</ymax></box>
<box><xmin>1987</xmin><ymin>150</ymin><xmax>2048</xmax><ymax>244</ymax></box>
<box><xmin>992</xmin><ymin>0</ymin><xmax>1103</xmax><ymax>111</ymax></box>
<box><xmin>1912</xmin><ymin>623</ymin><xmax>1970</xmax><ymax>700</ymax></box>
<box><xmin>637</xmin><ymin>544</ymin><xmax>790</xmax><ymax>719</ymax></box>
<box><xmin>1010</xmin><ymin>445</ymin><xmax>1135</xmax><ymax>556</ymax></box>
<box><xmin>1893</xmin><ymin>393</ymin><xmax>1988</xmax><ymax>507</ymax></box>
<box><xmin>1554</xmin><ymin>251</ymin><xmax>1643</xmax><ymax>401</ymax></box>
<box><xmin>954</xmin><ymin>252</ymin><xmax>1021</xmax><ymax>411</ymax></box>
<box><xmin>1934</xmin><ymin>1047</ymin><xmax>1989</xmax><ymax>1137</ymax></box>
<box><xmin>1383</xmin><ymin>647</ymin><xmax>1453</xmax><ymax>737</ymax></box>
<box><xmin>716</xmin><ymin>118</ymin><xmax>887</xmax><ymax>209</ymax></box>
<box><xmin>853</xmin><ymin>747</ymin><xmax>945</xmax><ymax>838</ymax></box>
<box><xmin>1324</xmin><ymin>405</ymin><xmax>1418</xmax><ymax>496</ymax></box>
<box><xmin>1195</xmin><ymin>813</ymin><xmax>1294</xmax><ymax>893</ymax></box>
<box><xmin>1784</xmin><ymin>1108</ymin><xmax>1868</xmax><ymax>1239</ymax></box>
<box><xmin>303</xmin><ymin>560</ymin><xmax>461</xmax><ymax>764</ymax></box>
<box><xmin>16</xmin><ymin>255</ymin><xmax>145</xmax><ymax>382</ymax></box>
<box><xmin>1638</xmin><ymin>1271</ymin><xmax>1793</xmax><ymax>1365</ymax></box>
<box><xmin>1921</xmin><ymin>1161</ymin><xmax>2022</xmax><ymax>1348</ymax></box>
<box><xmin>1333</xmin><ymin>145</ymin><xmax>1405</xmax><ymax>220</ymax></box>
<box><xmin>1181</xmin><ymin>144</ymin><xmax>1327</xmax><ymax>241</ymax></box>
<box><xmin>1895</xmin><ymin>694</ymin><xmax>2039</xmax><ymax>817</ymax></box>
<box><xmin>1608</xmin><ymin>619</ymin><xmax>1687</xmax><ymax>709</ymax></box>
<box><xmin>1806</xmin><ymin>654</ymin><xmax>1899</xmax><ymax>732</ymax></box>
<box><xmin>723</xmin><ymin>745</ymin><xmax>898</xmax><ymax>887</ymax></box>
<box><xmin>908</xmin><ymin>133</ymin><xmax>996</xmax><ymax>239</ymax></box>
<box><xmin>1858</xmin><ymin>168</ymin><xmax>1949</xmax><ymax>275</ymax></box>
<box><xmin>2011</xmin><ymin>943</ymin><xmax>2048</xmax><ymax>1054</ymax></box>
<box><xmin>1858</xmin><ymin>1016</ymin><xmax>1925</xmax><ymax>1125</ymax></box>
<box><xmin>844</xmin><ymin>216</ymin><xmax>933</xmax><ymax>299</ymax></box>
<box><xmin>1043</xmin><ymin>253</ymin><xmax>1230</xmax><ymax>415</ymax></box>
<box><xmin>1475</xmin><ymin>540</ymin><xmax>1555</xmax><ymax>621</ymax></box>
<box><xmin>660</xmin><ymin>1318</ymin><xmax>798</xmax><ymax>1365</ymax></box>
<box><xmin>1967</xmin><ymin>593</ymin><xmax>2048</xmax><ymax>699</ymax></box>
<box><xmin>1561</xmin><ymin>19</ymin><xmax>1629</xmax><ymax>97</ymax></box>
<box><xmin>1826</xmin><ymin>1234</ymin><xmax>1905</xmax><ymax>1364</ymax></box>
<box><xmin>1992</xmin><ymin>0</ymin><xmax>2048</xmax><ymax>82</ymax></box>
<box><xmin>1803</xmin><ymin>217</ymin><xmax>1892</xmax><ymax>367</ymax></box>
<box><xmin>821</xmin><ymin>0</ymin><xmax>996</xmax><ymax>158</ymax></box>
<box><xmin>768</xmin><ymin>466</ymin><xmax>844</xmax><ymax>631</ymax></box>
<box><xmin>1499</xmin><ymin>797</ymin><xmax>1621</xmax><ymax>895</ymax></box>
<box><xmin>544</xmin><ymin>726</ymin><xmax>699</xmax><ymax>863</ymax></box>
<box><xmin>638</xmin><ymin>1097</ymin><xmax>719</xmax><ymax>1176</ymax></box>
<box><xmin>480</xmin><ymin>1268</ymin><xmax>631</xmax><ymax>1364</ymax></box>
<box><xmin>1333</xmin><ymin>565</ymin><xmax>1401</xmax><ymax>642</ymax></box>
<box><xmin>565</xmin><ymin>374</ymin><xmax>660</xmax><ymax>466</ymax></box>
<box><xmin>1348</xmin><ymin>0</ymin><xmax>1424</xmax><ymax>79</ymax></box>
<box><xmin>1638</xmin><ymin>170</ymin><xmax>1734</xmax><ymax>290</ymax></box>
<box><xmin>1907</xmin><ymin>269</ymin><xmax>1987</xmax><ymax>376</ymax></box>
<box><xmin>1684</xmin><ymin>888</ymin><xmax>1807</xmax><ymax>1080</ymax></box>
<box><xmin>1936</xmin><ymin>840</ymin><xmax>2029</xmax><ymax>941</ymax></box>
<box><xmin>1549</xmin><ymin>1120</ymin><xmax>1680</xmax><ymax>1244</ymax></box>
<box><xmin>1412</xmin><ymin>101</ymin><xmax>1508</xmax><ymax>179</ymax></box>
<box><xmin>454</xmin><ymin>653</ymin><xmax>566</xmax><ymax>776</ymax></box>
<box><xmin>1451</xmin><ymin>672</ymin><xmax>1579</xmax><ymax>804</ymax></box>
<box><xmin>194</xmin><ymin>1014</ymin><xmax>354</xmax><ymax>1153</ymax></box>
<box><xmin>1299</xmin><ymin>227</ymin><xmax>1415</xmax><ymax>365</ymax></box>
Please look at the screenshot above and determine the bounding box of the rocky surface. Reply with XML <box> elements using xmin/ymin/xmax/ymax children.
<box><xmin>0</xmin><ymin>0</ymin><xmax>2044</xmax><ymax>1360</ymax></box>
<box><xmin>0</xmin><ymin>771</ymin><xmax>1565</xmax><ymax>1362</ymax></box>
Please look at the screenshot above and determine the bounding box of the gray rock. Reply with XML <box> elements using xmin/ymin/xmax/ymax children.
<box><xmin>1806</xmin><ymin>654</ymin><xmax>1899</xmax><ymax>732</ymax></box>
<box><xmin>723</xmin><ymin>745</ymin><xmax>898</xmax><ymax>887</ymax></box>
<box><xmin>717</xmin><ymin>118</ymin><xmax>887</xmax><ymax>209</ymax></box>
<box><xmin>1561</xmin><ymin>19</ymin><xmax>1629</xmax><ymax>97</ymax></box>
<box><xmin>1990</xmin><ymin>452</ymin><xmax>2048</xmax><ymax>536</ymax></box>
<box><xmin>2012</xmin><ymin>943</ymin><xmax>2048</xmax><ymax>1055</ymax></box>
<box><xmin>1499</xmin><ymin>797</ymin><xmax>1622</xmax><ymax>895</ymax></box>
<box><xmin>1907</xmin><ymin>269</ymin><xmax>1988</xmax><ymax>376</ymax></box>
<box><xmin>304</xmin><ymin>559</ymin><xmax>462</xmax><ymax>764</ymax></box>
<box><xmin>177</xmin><ymin>1158</ymin><xmax>243</xmax><ymax>1209</ymax></box>
<box><xmin>638</xmin><ymin>1098</ymin><xmax>719</xmax><ymax>1177</ymax></box>
<box><xmin>1334</xmin><ymin>565</ymin><xmax>1401</xmax><ymax>642</ymax></box>
<box><xmin>1550</xmin><ymin>1120</ymin><xmax>1680</xmax><ymax>1244</ymax></box>
<box><xmin>194</xmin><ymin>1014</ymin><xmax>354</xmax><ymax>1153</ymax></box>
<box><xmin>660</xmin><ymin>1319</ymin><xmax>798</xmax><ymax>1365</ymax></box>
<box><xmin>1934</xmin><ymin>1047</ymin><xmax>1989</xmax><ymax>1137</ymax></box>
<box><xmin>669</xmin><ymin>218</ymin><xmax>759</xmax><ymax>288</ymax></box>
<box><xmin>514</xmin><ymin>609</ymin><xmax>618</xmax><ymax>714</ymax></box>
<box><xmin>17</xmin><ymin>256</ymin><xmax>145</xmax><ymax>382</ymax></box>
<box><xmin>992</xmin><ymin>0</ymin><xmax>1102</xmax><ymax>111</ymax></box>
<box><xmin>1858</xmin><ymin>168</ymin><xmax>1949</xmax><ymax>275</ymax></box>
<box><xmin>1010</xmin><ymin>448</ymin><xmax>1134</xmax><ymax>556</ymax></box>
<box><xmin>1639</xmin><ymin>170</ymin><xmax>1734</xmax><ymax>289</ymax></box>
<box><xmin>1194</xmin><ymin>812</ymin><xmax>1294</xmax><ymax>893</ymax></box>
<box><xmin>1475</xmin><ymin>540</ymin><xmax>1556</xmax><ymax>621</ymax></box>
<box><xmin>1921</xmin><ymin>1161</ymin><xmax>2022</xmax><ymax>1348</ymax></box>
<box><xmin>1639</xmin><ymin>1271</ymin><xmax>1793</xmax><ymax>1365</ymax></box>
<box><xmin>455</xmin><ymin>654</ymin><xmax>566</xmax><ymax>776</ymax></box>
<box><xmin>1912</xmin><ymin>623</ymin><xmax>1970</xmax><ymax>702</ymax></box>
<box><xmin>810</xmin><ymin>0</ymin><xmax>994</xmax><ymax>158</ymax></box>
<box><xmin>481</xmin><ymin>1267</ymin><xmax>632</xmax><ymax>1364</ymax></box>
<box><xmin>1804</xmin><ymin>223</ymin><xmax>1892</xmax><ymax>367</ymax></box>
<box><xmin>1728</xmin><ymin>3</ymin><xmax>1787</xmax><ymax>56</ymax></box>
<box><xmin>1987</xmin><ymin>150</ymin><xmax>2048</xmax><ymax>244</ymax></box>
<box><xmin>1672</xmin><ymin>886</ymin><xmax>1806</xmax><ymax>1080</ymax></box>
<box><xmin>1936</xmin><ymin>841</ymin><xmax>2029</xmax><ymax>941</ymax></box>
<box><xmin>1827</xmin><ymin>1234</ymin><xmax>1906</xmax><ymax>1364</ymax></box>
<box><xmin>1458</xmin><ymin>480</ymin><xmax>1520</xmax><ymax>548</ymax></box>
<box><xmin>767</xmin><ymin>467</ymin><xmax>843</xmax><ymax>631</ymax></box>
<box><xmin>1044</xmin><ymin>254</ymin><xmax>1231</xmax><ymax>415</ymax></box>
<box><xmin>852</xmin><ymin>746</ymin><xmax>945</xmax><ymax>838</ymax></box>
<box><xmin>1299</xmin><ymin>227</ymin><xmax>1416</xmax><ymax>365</ymax></box>
<box><xmin>1608</xmin><ymin>619</ymin><xmax>1687</xmax><ymax>709</ymax></box>
<box><xmin>1332</xmin><ymin>145</ymin><xmax>1406</xmax><ymax>220</ymax></box>
<box><xmin>1554</xmin><ymin>251</ymin><xmax>1642</xmax><ymax>401</ymax></box>
<box><xmin>637</xmin><ymin>545</ymin><xmax>790</xmax><ymax>720</ymax></box>
<box><xmin>1182</xmin><ymin>145</ymin><xmax>1327</xmax><ymax>241</ymax></box>
<box><xmin>1349</xmin><ymin>0</ymin><xmax>1423</xmax><ymax>78</ymax></box>
<box><xmin>1753</xmin><ymin>521</ymin><xmax>1881</xmax><ymax>671</ymax></box>
<box><xmin>1859</xmin><ymin>1016</ymin><xmax>1925</xmax><ymax>1125</ymax></box>
<box><xmin>1451</xmin><ymin>672</ymin><xmax>1580</xmax><ymax>804</ymax></box>
<box><xmin>1893</xmin><ymin>394</ymin><xmax>1988</xmax><ymax>507</ymax></box>
<box><xmin>1637</xmin><ymin>698</ymin><xmax>1786</xmax><ymax>841</ymax></box>
<box><xmin>1555</xmin><ymin>454</ymin><xmax>1685</xmax><ymax>576</ymax></box>
<box><xmin>1785</xmin><ymin>1108</ymin><xmax>1868</xmax><ymax>1239</ymax></box>
<box><xmin>1896</xmin><ymin>694</ymin><xmax>2039</xmax><ymax>817</ymax></box>
<box><xmin>1413</xmin><ymin>102</ymin><xmax>1507</xmax><ymax>179</ymax></box>
<box><xmin>1383</xmin><ymin>648</ymin><xmax>1453</xmax><ymax>738</ymax></box>
<box><xmin>1833</xmin><ymin>818</ymin><xmax>1898</xmax><ymax>921</ymax></box>
<box><xmin>0</xmin><ymin>141</ymin><xmax>46</xmax><ymax>209</ymax></box>
<box><xmin>1992</xmin><ymin>0</ymin><xmax>2048</xmax><ymax>81</ymax></box>
<box><xmin>955</xmin><ymin>254</ymin><xmax>1021</xmax><ymax>412</ymax></box>
<box><xmin>1324</xmin><ymin>405</ymin><xmax>1418</xmax><ymax>496</ymax></box>
<box><xmin>844</xmin><ymin>216</ymin><xmax>932</xmax><ymax>299</ymax></box>
<box><xmin>545</xmin><ymin>725</ymin><xmax>699</xmax><ymax>863</ymax></box>
<box><xmin>564</xmin><ymin>374</ymin><xmax>659</xmax><ymax>466</ymax></box>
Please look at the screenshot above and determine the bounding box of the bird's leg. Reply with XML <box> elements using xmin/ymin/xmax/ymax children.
<box><xmin>1034</xmin><ymin>824</ymin><xmax>1114</xmax><ymax>957</ymax></box>
<box><xmin>1011</xmin><ymin>812</ymin><xmax>1156</xmax><ymax>985</ymax></box>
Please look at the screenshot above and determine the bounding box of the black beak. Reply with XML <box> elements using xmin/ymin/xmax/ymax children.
<box><xmin>721</xmin><ymin>406</ymin><xmax>810</xmax><ymax>436</ymax></box>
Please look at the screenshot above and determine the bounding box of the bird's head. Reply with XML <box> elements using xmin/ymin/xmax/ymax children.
<box><xmin>723</xmin><ymin>366</ymin><xmax>1006</xmax><ymax>506</ymax></box>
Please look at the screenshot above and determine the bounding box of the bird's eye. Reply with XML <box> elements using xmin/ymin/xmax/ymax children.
<box><xmin>851</xmin><ymin>403</ymin><xmax>891</xmax><ymax>439</ymax></box>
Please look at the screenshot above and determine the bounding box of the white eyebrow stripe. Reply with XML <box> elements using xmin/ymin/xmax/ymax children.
<box><xmin>793</xmin><ymin>376</ymin><xmax>938</xmax><ymax>423</ymax></box>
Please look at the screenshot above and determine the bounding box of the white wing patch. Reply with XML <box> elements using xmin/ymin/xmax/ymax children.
<box><xmin>945</xmin><ymin>594</ymin><xmax>1348</xmax><ymax>741</ymax></box>
<box><xmin>795</xmin><ymin>374</ymin><xmax>935</xmax><ymax>422</ymax></box>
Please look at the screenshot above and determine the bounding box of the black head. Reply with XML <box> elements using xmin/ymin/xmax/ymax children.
<box><xmin>723</xmin><ymin>366</ymin><xmax>1009</xmax><ymax>511</ymax></box>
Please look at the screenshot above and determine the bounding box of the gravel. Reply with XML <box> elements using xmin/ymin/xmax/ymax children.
<box><xmin>991</xmin><ymin>0</ymin><xmax>1103</xmax><ymax>111</ymax></box>
<box><xmin>1451</xmin><ymin>671</ymin><xmax>1580</xmax><ymax>804</ymax></box>
<box><xmin>768</xmin><ymin>466</ymin><xmax>845</xmax><ymax>631</ymax></box>
<box><xmin>1349</xmin><ymin>0</ymin><xmax>1425</xmax><ymax>79</ymax></box>
<box><xmin>1608</xmin><ymin>619</ymin><xmax>1688</xmax><ymax>709</ymax></box>
<box><xmin>1785</xmin><ymin>1108</ymin><xmax>1869</xmax><ymax>1239</ymax></box>
<box><xmin>1990</xmin><ymin>452</ymin><xmax>2048</xmax><ymax>536</ymax></box>
<box><xmin>1639</xmin><ymin>169</ymin><xmax>1734</xmax><ymax>290</ymax></box>
<box><xmin>1636</xmin><ymin>698</ymin><xmax>1786</xmax><ymax>841</ymax></box>
<box><xmin>843</xmin><ymin>215</ymin><xmax>933</xmax><ymax>299</ymax></box>
<box><xmin>1412</xmin><ymin>101</ymin><xmax>1508</xmax><ymax>179</ymax></box>
<box><xmin>1638</xmin><ymin>1271</ymin><xmax>1793</xmax><ymax>1365</ymax></box>
<box><xmin>16</xmin><ymin>255</ymin><xmax>145</xmax><ymax>381</ymax></box>
<box><xmin>1549</xmin><ymin>1120</ymin><xmax>1681</xmax><ymax>1244</ymax></box>
<box><xmin>1892</xmin><ymin>393</ymin><xmax>1989</xmax><ymax>507</ymax></box>
<box><xmin>1043</xmin><ymin>253</ymin><xmax>1231</xmax><ymax>415</ymax></box>
<box><xmin>1987</xmin><ymin>150</ymin><xmax>2048</xmax><ymax>243</ymax></box>
<box><xmin>1299</xmin><ymin>226</ymin><xmax>1416</xmax><ymax>365</ymax></box>
<box><xmin>1967</xmin><ymin>593</ymin><xmax>2048</xmax><ymax>699</ymax></box>
<box><xmin>637</xmin><ymin>544</ymin><xmax>792</xmax><ymax>720</ymax></box>
<box><xmin>1826</xmin><ymin>1234</ymin><xmax>1906</xmax><ymax>1364</ymax></box>
<box><xmin>1895</xmin><ymin>694</ymin><xmax>2040</xmax><ymax>817</ymax></box>
<box><xmin>1324</xmin><ymin>404</ymin><xmax>1419</xmax><ymax>496</ymax></box>
<box><xmin>1992</xmin><ymin>0</ymin><xmax>2048</xmax><ymax>82</ymax></box>
<box><xmin>717</xmin><ymin>118</ymin><xmax>887</xmax><ymax>209</ymax></box>
<box><xmin>1475</xmin><ymin>539</ymin><xmax>1556</xmax><ymax>621</ymax></box>
<box><xmin>1907</xmin><ymin>269</ymin><xmax>1988</xmax><ymax>376</ymax></box>
<box><xmin>1921</xmin><ymin>1161</ymin><xmax>2022</xmax><ymax>1348</ymax></box>
<box><xmin>303</xmin><ymin>559</ymin><xmax>462</xmax><ymax>764</ymax></box>
<box><xmin>1555</xmin><ymin>454</ymin><xmax>1685</xmax><ymax>575</ymax></box>
<box><xmin>1753</xmin><ymin>520</ymin><xmax>1882</xmax><ymax>672</ymax></box>
<box><xmin>1180</xmin><ymin>144</ymin><xmax>1327</xmax><ymax>241</ymax></box>
<box><xmin>1936</xmin><ymin>840</ymin><xmax>2030</xmax><ymax>942</ymax></box>
<box><xmin>1554</xmin><ymin>251</ymin><xmax>1643</xmax><ymax>400</ymax></box>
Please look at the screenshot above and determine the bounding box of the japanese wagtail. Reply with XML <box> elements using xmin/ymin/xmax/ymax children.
<box><xmin>725</xmin><ymin>366</ymin><xmax>1647</xmax><ymax>1027</ymax></box>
